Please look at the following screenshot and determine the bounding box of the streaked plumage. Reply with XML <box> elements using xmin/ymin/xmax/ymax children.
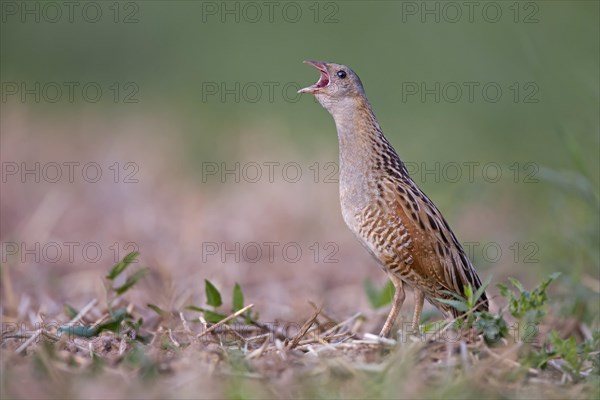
<box><xmin>299</xmin><ymin>61</ymin><xmax>488</xmax><ymax>336</ymax></box>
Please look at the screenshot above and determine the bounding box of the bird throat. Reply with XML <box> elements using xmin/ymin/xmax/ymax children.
<box><xmin>332</xmin><ymin>97</ymin><xmax>400</xmax><ymax>178</ymax></box>
<box><xmin>329</xmin><ymin>96</ymin><xmax>407</xmax><ymax>212</ymax></box>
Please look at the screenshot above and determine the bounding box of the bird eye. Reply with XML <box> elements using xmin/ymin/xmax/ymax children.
<box><xmin>336</xmin><ymin>70</ymin><xmax>347</xmax><ymax>79</ymax></box>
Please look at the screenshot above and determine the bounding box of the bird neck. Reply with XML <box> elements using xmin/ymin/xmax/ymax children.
<box><xmin>331</xmin><ymin>96</ymin><xmax>404</xmax><ymax>178</ymax></box>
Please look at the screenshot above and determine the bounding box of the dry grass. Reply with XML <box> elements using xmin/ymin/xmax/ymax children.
<box><xmin>2</xmin><ymin>292</ymin><xmax>597</xmax><ymax>399</ymax></box>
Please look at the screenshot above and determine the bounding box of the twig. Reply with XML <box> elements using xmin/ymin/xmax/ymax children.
<box><xmin>295</xmin><ymin>333</ymin><xmax>352</xmax><ymax>349</ymax></box>
<box><xmin>275</xmin><ymin>338</ymin><xmax>287</xmax><ymax>360</ymax></box>
<box><xmin>317</xmin><ymin>338</ymin><xmax>342</xmax><ymax>352</ymax></box>
<box><xmin>197</xmin><ymin>304</ymin><xmax>254</xmax><ymax>338</ymax></box>
<box><xmin>16</xmin><ymin>299</ymin><xmax>100</xmax><ymax>354</ymax></box>
<box><xmin>19</xmin><ymin>298</ymin><xmax>100</xmax><ymax>358</ymax></box>
<box><xmin>249</xmin><ymin>320</ymin><xmax>288</xmax><ymax>341</ymax></box>
<box><xmin>246</xmin><ymin>336</ymin><xmax>270</xmax><ymax>360</ymax></box>
<box><xmin>288</xmin><ymin>307</ymin><xmax>321</xmax><ymax>349</ymax></box>
<box><xmin>302</xmin><ymin>332</ymin><xmax>351</xmax><ymax>346</ymax></box>
<box><xmin>221</xmin><ymin>323</ymin><xmax>247</xmax><ymax>343</ymax></box>
<box><xmin>43</xmin><ymin>330</ymin><xmax>97</xmax><ymax>356</ymax></box>
<box><xmin>180</xmin><ymin>312</ymin><xmax>192</xmax><ymax>334</ymax></box>
<box><xmin>180</xmin><ymin>311</ymin><xmax>196</xmax><ymax>344</ymax></box>
<box><xmin>118</xmin><ymin>337</ymin><xmax>127</xmax><ymax>356</ymax></box>
<box><xmin>309</xmin><ymin>301</ymin><xmax>337</xmax><ymax>325</ymax></box>
<box><xmin>208</xmin><ymin>325</ymin><xmax>261</xmax><ymax>334</ymax></box>
<box><xmin>245</xmin><ymin>332</ymin><xmax>272</xmax><ymax>343</ymax></box>
<box><xmin>64</xmin><ymin>299</ymin><xmax>98</xmax><ymax>326</ymax></box>
<box><xmin>322</xmin><ymin>312</ymin><xmax>362</xmax><ymax>337</ymax></box>
<box><xmin>363</xmin><ymin>332</ymin><xmax>396</xmax><ymax>346</ymax></box>
<box><xmin>168</xmin><ymin>328</ymin><xmax>180</xmax><ymax>348</ymax></box>
<box><xmin>15</xmin><ymin>329</ymin><xmax>43</xmax><ymax>354</ymax></box>
<box><xmin>91</xmin><ymin>313</ymin><xmax>109</xmax><ymax>329</ymax></box>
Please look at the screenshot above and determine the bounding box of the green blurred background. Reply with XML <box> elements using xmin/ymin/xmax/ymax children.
<box><xmin>1</xmin><ymin>1</ymin><xmax>598</xmax><ymax>321</ymax></box>
<box><xmin>3</xmin><ymin>1</ymin><xmax>598</xmax><ymax>172</ymax></box>
<box><xmin>3</xmin><ymin>1</ymin><xmax>598</xmax><ymax>157</ymax></box>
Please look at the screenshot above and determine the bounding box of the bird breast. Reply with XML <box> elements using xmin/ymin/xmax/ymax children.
<box><xmin>339</xmin><ymin>170</ymin><xmax>414</xmax><ymax>271</ymax></box>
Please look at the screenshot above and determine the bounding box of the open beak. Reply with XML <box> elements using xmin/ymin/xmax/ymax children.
<box><xmin>298</xmin><ymin>61</ymin><xmax>330</xmax><ymax>94</ymax></box>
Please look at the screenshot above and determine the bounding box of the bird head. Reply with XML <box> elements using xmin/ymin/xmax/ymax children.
<box><xmin>298</xmin><ymin>61</ymin><xmax>366</xmax><ymax>114</ymax></box>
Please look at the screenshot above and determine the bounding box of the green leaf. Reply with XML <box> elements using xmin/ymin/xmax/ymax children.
<box><xmin>497</xmin><ymin>274</ymin><xmax>560</xmax><ymax>321</ymax></box>
<box><xmin>203</xmin><ymin>309</ymin><xmax>226</xmax><ymax>323</ymax></box>
<box><xmin>147</xmin><ymin>304</ymin><xmax>165</xmax><ymax>316</ymax></box>
<box><xmin>508</xmin><ymin>277</ymin><xmax>525</xmax><ymax>292</ymax></box>
<box><xmin>474</xmin><ymin>275</ymin><xmax>492</xmax><ymax>304</ymax></box>
<box><xmin>94</xmin><ymin>308</ymin><xmax>130</xmax><ymax>333</ymax></box>
<box><xmin>548</xmin><ymin>272</ymin><xmax>562</xmax><ymax>281</ymax></box>
<box><xmin>474</xmin><ymin>312</ymin><xmax>508</xmax><ymax>345</ymax></box>
<box><xmin>204</xmin><ymin>279</ymin><xmax>222</xmax><ymax>308</ymax></box>
<box><xmin>96</xmin><ymin>319</ymin><xmax>123</xmax><ymax>333</ymax></box>
<box><xmin>540</xmin><ymin>272</ymin><xmax>561</xmax><ymax>292</ymax></box>
<box><xmin>114</xmin><ymin>268</ymin><xmax>148</xmax><ymax>295</ymax></box>
<box><xmin>363</xmin><ymin>278</ymin><xmax>395</xmax><ymax>309</ymax></box>
<box><xmin>106</xmin><ymin>251</ymin><xmax>140</xmax><ymax>280</ymax></box>
<box><xmin>464</xmin><ymin>284</ymin><xmax>474</xmax><ymax>305</ymax></box>
<box><xmin>549</xmin><ymin>330</ymin><xmax>580</xmax><ymax>373</ymax></box>
<box><xmin>439</xmin><ymin>289</ymin><xmax>467</xmax><ymax>302</ymax></box>
<box><xmin>58</xmin><ymin>325</ymin><xmax>98</xmax><ymax>338</ymax></box>
<box><xmin>184</xmin><ymin>306</ymin><xmax>226</xmax><ymax>323</ymax></box>
<box><xmin>496</xmin><ymin>283</ymin><xmax>509</xmax><ymax>297</ymax></box>
<box><xmin>379</xmin><ymin>280</ymin><xmax>395</xmax><ymax>308</ymax></box>
<box><xmin>110</xmin><ymin>307</ymin><xmax>130</xmax><ymax>320</ymax></box>
<box><xmin>363</xmin><ymin>278</ymin><xmax>379</xmax><ymax>309</ymax></box>
<box><xmin>436</xmin><ymin>298</ymin><xmax>469</xmax><ymax>313</ymax></box>
<box><xmin>232</xmin><ymin>283</ymin><xmax>244</xmax><ymax>311</ymax></box>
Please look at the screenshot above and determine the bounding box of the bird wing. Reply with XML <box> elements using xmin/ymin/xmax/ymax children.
<box><xmin>380</xmin><ymin>174</ymin><xmax>489</xmax><ymax>316</ymax></box>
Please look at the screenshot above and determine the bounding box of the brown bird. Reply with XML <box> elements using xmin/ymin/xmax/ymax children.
<box><xmin>299</xmin><ymin>61</ymin><xmax>489</xmax><ymax>337</ymax></box>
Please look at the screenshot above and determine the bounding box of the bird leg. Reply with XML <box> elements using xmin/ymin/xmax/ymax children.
<box><xmin>379</xmin><ymin>274</ymin><xmax>405</xmax><ymax>337</ymax></box>
<box><xmin>411</xmin><ymin>289</ymin><xmax>425</xmax><ymax>333</ymax></box>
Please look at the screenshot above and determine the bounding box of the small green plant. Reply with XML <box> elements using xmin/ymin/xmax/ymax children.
<box><xmin>436</xmin><ymin>275</ymin><xmax>492</xmax><ymax>327</ymax></box>
<box><xmin>498</xmin><ymin>273</ymin><xmax>559</xmax><ymax>342</ymax></box>
<box><xmin>480</xmin><ymin>273</ymin><xmax>560</xmax><ymax>345</ymax></box>
<box><xmin>59</xmin><ymin>252</ymin><xmax>149</xmax><ymax>342</ymax></box>
<box><xmin>497</xmin><ymin>272</ymin><xmax>561</xmax><ymax>323</ymax></box>
<box><xmin>473</xmin><ymin>311</ymin><xmax>509</xmax><ymax>345</ymax></box>
<box><xmin>527</xmin><ymin>331</ymin><xmax>600</xmax><ymax>381</ymax></box>
<box><xmin>426</xmin><ymin>276</ymin><xmax>494</xmax><ymax>339</ymax></box>
<box><xmin>432</xmin><ymin>276</ymin><xmax>512</xmax><ymax>345</ymax></box>
<box><xmin>186</xmin><ymin>280</ymin><xmax>256</xmax><ymax>324</ymax></box>
<box><xmin>369</xmin><ymin>276</ymin><xmax>500</xmax><ymax>339</ymax></box>
<box><xmin>363</xmin><ymin>278</ymin><xmax>394</xmax><ymax>309</ymax></box>
<box><xmin>105</xmin><ymin>251</ymin><xmax>148</xmax><ymax>297</ymax></box>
